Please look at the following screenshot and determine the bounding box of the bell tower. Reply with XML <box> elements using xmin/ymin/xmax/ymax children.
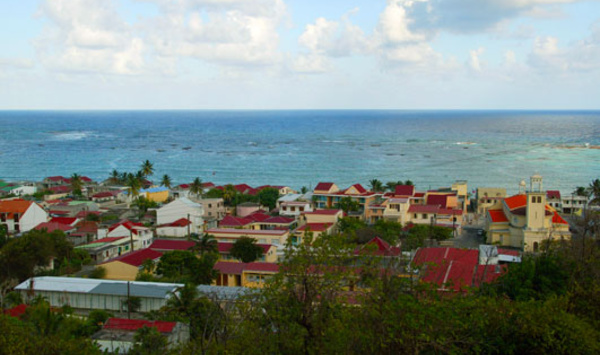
<box><xmin>526</xmin><ymin>174</ymin><xmax>545</xmax><ymax>230</ymax></box>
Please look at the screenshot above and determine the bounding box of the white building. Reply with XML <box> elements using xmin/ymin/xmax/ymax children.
<box><xmin>0</xmin><ymin>199</ymin><xmax>48</xmax><ymax>234</ymax></box>
<box><xmin>107</xmin><ymin>221</ymin><xmax>153</xmax><ymax>249</ymax></box>
<box><xmin>157</xmin><ymin>197</ymin><xmax>204</xmax><ymax>235</ymax></box>
<box><xmin>279</xmin><ymin>201</ymin><xmax>313</xmax><ymax>217</ymax></box>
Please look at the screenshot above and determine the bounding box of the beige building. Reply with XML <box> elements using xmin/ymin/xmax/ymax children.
<box><xmin>485</xmin><ymin>175</ymin><xmax>570</xmax><ymax>252</ymax></box>
<box><xmin>197</xmin><ymin>198</ymin><xmax>226</xmax><ymax>221</ymax></box>
<box><xmin>476</xmin><ymin>187</ymin><xmax>507</xmax><ymax>215</ymax></box>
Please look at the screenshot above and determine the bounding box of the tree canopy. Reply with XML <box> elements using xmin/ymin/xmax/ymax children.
<box><xmin>229</xmin><ymin>237</ymin><xmax>264</xmax><ymax>263</ymax></box>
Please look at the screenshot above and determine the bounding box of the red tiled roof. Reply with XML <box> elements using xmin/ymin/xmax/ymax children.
<box><xmin>394</xmin><ymin>185</ymin><xmax>415</xmax><ymax>196</ymax></box>
<box><xmin>234</xmin><ymin>184</ymin><xmax>253</xmax><ymax>194</ymax></box>
<box><xmin>295</xmin><ymin>223</ymin><xmax>333</xmax><ymax>232</ymax></box>
<box><xmin>263</xmin><ymin>216</ymin><xmax>294</xmax><ymax>224</ymax></box>
<box><xmin>437</xmin><ymin>208</ymin><xmax>463</xmax><ymax>216</ymax></box>
<box><xmin>488</xmin><ymin>209</ymin><xmax>509</xmax><ymax>223</ymax></box>
<box><xmin>50</xmin><ymin>217</ymin><xmax>78</xmax><ymax>225</ymax></box>
<box><xmin>413</xmin><ymin>247</ymin><xmax>479</xmax><ymax>266</ymax></box>
<box><xmin>426</xmin><ymin>194</ymin><xmax>450</xmax><ymax>208</ymax></box>
<box><xmin>546</xmin><ymin>190</ymin><xmax>561</xmax><ymax>199</ymax></box>
<box><xmin>214</xmin><ymin>261</ymin><xmax>245</xmax><ymax>275</ymax></box>
<box><xmin>46</xmin><ymin>176</ymin><xmax>65</xmax><ymax>182</ymax></box>
<box><xmin>552</xmin><ymin>211</ymin><xmax>568</xmax><ymax>225</ymax></box>
<box><xmin>345</xmin><ymin>184</ymin><xmax>367</xmax><ymax>195</ymax></box>
<box><xmin>104</xmin><ymin>318</ymin><xmax>176</xmax><ymax>333</ymax></box>
<box><xmin>92</xmin><ymin>191</ymin><xmax>117</xmax><ymax>198</ymax></box>
<box><xmin>49</xmin><ymin>186</ymin><xmax>71</xmax><ymax>194</ymax></box>
<box><xmin>0</xmin><ymin>199</ymin><xmax>37</xmax><ymax>218</ymax></box>
<box><xmin>75</xmin><ymin>220</ymin><xmax>98</xmax><ymax>234</ymax></box>
<box><xmin>177</xmin><ymin>184</ymin><xmax>190</xmax><ymax>189</ymax></box>
<box><xmin>246</xmin><ymin>212</ymin><xmax>271</xmax><ymax>222</ymax></box>
<box><xmin>504</xmin><ymin>194</ymin><xmax>527</xmax><ymax>210</ymax></box>
<box><xmin>408</xmin><ymin>204</ymin><xmax>440</xmax><ymax>214</ymax></box>
<box><xmin>150</xmin><ymin>239</ymin><xmax>195</xmax><ymax>251</ymax></box>
<box><xmin>314</xmin><ymin>182</ymin><xmax>335</xmax><ymax>192</ymax></box>
<box><xmin>413</xmin><ymin>192</ymin><xmax>425</xmax><ymax>198</ymax></box>
<box><xmin>498</xmin><ymin>248</ymin><xmax>520</xmax><ymax>256</ymax></box>
<box><xmin>244</xmin><ymin>262</ymin><xmax>279</xmax><ymax>273</ymax></box>
<box><xmin>108</xmin><ymin>220</ymin><xmax>145</xmax><ymax>235</ymax></box>
<box><xmin>219</xmin><ymin>215</ymin><xmax>253</xmax><ymax>227</ymax></box>
<box><xmin>304</xmin><ymin>209</ymin><xmax>342</xmax><ymax>216</ymax></box>
<box><xmin>355</xmin><ymin>237</ymin><xmax>401</xmax><ymax>257</ymax></box>
<box><xmin>157</xmin><ymin>218</ymin><xmax>190</xmax><ymax>228</ymax></box>
<box><xmin>207</xmin><ymin>228</ymin><xmax>288</xmax><ymax>236</ymax></box>
<box><xmin>202</xmin><ymin>182</ymin><xmax>215</xmax><ymax>188</ymax></box>
<box><xmin>102</xmin><ymin>248</ymin><xmax>162</xmax><ymax>267</ymax></box>
<box><xmin>34</xmin><ymin>222</ymin><xmax>76</xmax><ymax>233</ymax></box>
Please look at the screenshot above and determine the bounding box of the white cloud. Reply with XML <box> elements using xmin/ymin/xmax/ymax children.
<box><xmin>36</xmin><ymin>0</ymin><xmax>145</xmax><ymax>75</ymax></box>
<box><xmin>376</xmin><ymin>0</ymin><xmax>429</xmax><ymax>44</ymax></box>
<box><xmin>468</xmin><ymin>47</ymin><xmax>485</xmax><ymax>72</ymax></box>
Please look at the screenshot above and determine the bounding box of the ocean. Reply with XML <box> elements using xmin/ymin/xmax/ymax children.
<box><xmin>0</xmin><ymin>110</ymin><xmax>599</xmax><ymax>195</ymax></box>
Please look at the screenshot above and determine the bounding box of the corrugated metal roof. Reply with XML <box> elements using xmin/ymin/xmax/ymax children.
<box><xmin>196</xmin><ymin>285</ymin><xmax>254</xmax><ymax>300</ymax></box>
<box><xmin>15</xmin><ymin>277</ymin><xmax>182</xmax><ymax>299</ymax></box>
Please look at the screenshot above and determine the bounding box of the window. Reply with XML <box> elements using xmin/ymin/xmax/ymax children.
<box><xmin>422</xmin><ymin>214</ymin><xmax>427</xmax><ymax>219</ymax></box>
<box><xmin>208</xmin><ymin>204</ymin><xmax>212</xmax><ymax>208</ymax></box>
<box><xmin>208</xmin><ymin>212</ymin><xmax>212</xmax><ymax>216</ymax></box>
<box><xmin>414</xmin><ymin>214</ymin><xmax>418</xmax><ymax>219</ymax></box>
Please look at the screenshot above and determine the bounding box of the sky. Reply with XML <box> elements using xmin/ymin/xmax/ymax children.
<box><xmin>1</xmin><ymin>0</ymin><xmax>600</xmax><ymax>110</ymax></box>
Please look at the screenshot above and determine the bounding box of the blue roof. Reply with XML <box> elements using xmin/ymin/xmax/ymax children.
<box><xmin>141</xmin><ymin>187</ymin><xmax>169</xmax><ymax>193</ymax></box>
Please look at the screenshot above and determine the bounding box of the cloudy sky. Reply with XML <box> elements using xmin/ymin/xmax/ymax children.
<box><xmin>2</xmin><ymin>0</ymin><xmax>599</xmax><ymax>109</ymax></box>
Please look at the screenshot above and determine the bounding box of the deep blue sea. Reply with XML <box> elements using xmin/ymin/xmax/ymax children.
<box><xmin>1</xmin><ymin>110</ymin><xmax>599</xmax><ymax>195</ymax></box>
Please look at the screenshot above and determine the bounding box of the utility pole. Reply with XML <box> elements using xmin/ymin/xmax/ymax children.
<box><xmin>187</xmin><ymin>213</ymin><xmax>191</xmax><ymax>240</ymax></box>
<box><xmin>129</xmin><ymin>229</ymin><xmax>134</xmax><ymax>252</ymax></box>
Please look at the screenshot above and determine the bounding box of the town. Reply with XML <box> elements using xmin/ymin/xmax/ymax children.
<box><xmin>0</xmin><ymin>162</ymin><xmax>599</xmax><ymax>354</ymax></box>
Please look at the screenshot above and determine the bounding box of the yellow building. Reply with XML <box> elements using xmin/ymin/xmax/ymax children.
<box><xmin>206</xmin><ymin>228</ymin><xmax>290</xmax><ymax>247</ymax></box>
<box><xmin>485</xmin><ymin>176</ymin><xmax>570</xmax><ymax>252</ymax></box>
<box><xmin>99</xmin><ymin>249</ymin><xmax>163</xmax><ymax>281</ymax></box>
<box><xmin>140</xmin><ymin>186</ymin><xmax>170</xmax><ymax>203</ymax></box>
<box><xmin>214</xmin><ymin>261</ymin><xmax>279</xmax><ymax>288</ymax></box>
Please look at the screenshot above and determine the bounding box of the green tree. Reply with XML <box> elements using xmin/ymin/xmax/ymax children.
<box><xmin>194</xmin><ymin>233</ymin><xmax>218</xmax><ymax>255</ymax></box>
<box><xmin>88</xmin><ymin>267</ymin><xmax>106</xmax><ymax>279</ymax></box>
<box><xmin>126</xmin><ymin>173</ymin><xmax>142</xmax><ymax>200</ymax></box>
<box><xmin>141</xmin><ymin>160</ymin><xmax>154</xmax><ymax>177</ymax></box>
<box><xmin>369</xmin><ymin>179</ymin><xmax>383</xmax><ymax>192</ymax></box>
<box><xmin>156</xmin><ymin>250</ymin><xmax>217</xmax><ymax>285</ymax></box>
<box><xmin>336</xmin><ymin>196</ymin><xmax>360</xmax><ymax>213</ymax></box>
<box><xmin>589</xmin><ymin>178</ymin><xmax>600</xmax><ymax>205</ymax></box>
<box><xmin>130</xmin><ymin>326</ymin><xmax>169</xmax><ymax>355</ymax></box>
<box><xmin>230</xmin><ymin>237</ymin><xmax>264</xmax><ymax>263</ymax></box>
<box><xmin>204</xmin><ymin>188</ymin><xmax>224</xmax><ymax>199</ymax></box>
<box><xmin>257</xmin><ymin>187</ymin><xmax>279</xmax><ymax>210</ymax></box>
<box><xmin>300</xmin><ymin>186</ymin><xmax>309</xmax><ymax>194</ymax></box>
<box><xmin>373</xmin><ymin>219</ymin><xmax>403</xmax><ymax>244</ymax></box>
<box><xmin>190</xmin><ymin>177</ymin><xmax>203</xmax><ymax>198</ymax></box>
<box><xmin>109</xmin><ymin>169</ymin><xmax>121</xmax><ymax>184</ymax></box>
<box><xmin>574</xmin><ymin>186</ymin><xmax>589</xmax><ymax>197</ymax></box>
<box><xmin>160</xmin><ymin>174</ymin><xmax>172</xmax><ymax>188</ymax></box>
<box><xmin>404</xmin><ymin>179</ymin><xmax>414</xmax><ymax>186</ymax></box>
<box><xmin>70</xmin><ymin>173</ymin><xmax>83</xmax><ymax>196</ymax></box>
<box><xmin>222</xmin><ymin>184</ymin><xmax>237</xmax><ymax>206</ymax></box>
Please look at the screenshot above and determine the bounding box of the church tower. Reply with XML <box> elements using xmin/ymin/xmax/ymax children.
<box><xmin>526</xmin><ymin>174</ymin><xmax>546</xmax><ymax>230</ymax></box>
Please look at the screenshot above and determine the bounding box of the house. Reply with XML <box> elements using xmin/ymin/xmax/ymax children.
<box><xmin>100</xmin><ymin>248</ymin><xmax>163</xmax><ymax>281</ymax></box>
<box><xmin>562</xmin><ymin>195</ymin><xmax>588</xmax><ymax>215</ymax></box>
<box><xmin>156</xmin><ymin>218</ymin><xmax>192</xmax><ymax>238</ymax></box>
<box><xmin>68</xmin><ymin>220</ymin><xmax>99</xmax><ymax>245</ymax></box>
<box><xmin>279</xmin><ymin>200</ymin><xmax>313</xmax><ymax>217</ymax></box>
<box><xmin>139</xmin><ymin>186</ymin><xmax>170</xmax><ymax>203</ymax></box>
<box><xmin>214</xmin><ymin>261</ymin><xmax>279</xmax><ymax>288</ymax></box>
<box><xmin>302</xmin><ymin>209</ymin><xmax>343</xmax><ymax>225</ymax></box>
<box><xmin>546</xmin><ymin>190</ymin><xmax>562</xmax><ymax>212</ymax></box>
<box><xmin>292</xmin><ymin>223</ymin><xmax>335</xmax><ymax>244</ymax></box>
<box><xmin>236</xmin><ymin>202</ymin><xmax>263</xmax><ymax>217</ymax></box>
<box><xmin>93</xmin><ymin>318</ymin><xmax>189</xmax><ymax>353</ymax></box>
<box><xmin>196</xmin><ymin>197</ymin><xmax>226</xmax><ymax>224</ymax></box>
<box><xmin>412</xmin><ymin>247</ymin><xmax>508</xmax><ymax>292</ymax></box>
<box><xmin>476</xmin><ymin>187</ymin><xmax>507</xmax><ymax>215</ymax></box>
<box><xmin>107</xmin><ymin>220</ymin><xmax>153</xmax><ymax>250</ymax></box>
<box><xmin>91</xmin><ymin>190</ymin><xmax>120</xmax><ymax>203</ymax></box>
<box><xmin>156</xmin><ymin>198</ymin><xmax>204</xmax><ymax>235</ymax></box>
<box><xmin>149</xmin><ymin>239</ymin><xmax>196</xmax><ymax>252</ymax></box>
<box><xmin>407</xmin><ymin>204</ymin><xmax>463</xmax><ymax>234</ymax></box>
<box><xmin>206</xmin><ymin>228</ymin><xmax>290</xmax><ymax>248</ymax></box>
<box><xmin>485</xmin><ymin>175</ymin><xmax>571</xmax><ymax>252</ymax></box>
<box><xmin>15</xmin><ymin>276</ymin><xmax>182</xmax><ymax>312</ymax></box>
<box><xmin>75</xmin><ymin>237</ymin><xmax>133</xmax><ymax>264</ymax></box>
<box><xmin>33</xmin><ymin>221</ymin><xmax>77</xmax><ymax>234</ymax></box>
<box><xmin>354</xmin><ymin>237</ymin><xmax>401</xmax><ymax>257</ymax></box>
<box><xmin>0</xmin><ymin>199</ymin><xmax>48</xmax><ymax>234</ymax></box>
<box><xmin>312</xmin><ymin>182</ymin><xmax>382</xmax><ymax>219</ymax></box>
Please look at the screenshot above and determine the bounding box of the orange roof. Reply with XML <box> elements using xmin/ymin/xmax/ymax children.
<box><xmin>0</xmin><ymin>199</ymin><xmax>37</xmax><ymax>219</ymax></box>
<box><xmin>488</xmin><ymin>209</ymin><xmax>508</xmax><ymax>223</ymax></box>
<box><xmin>504</xmin><ymin>194</ymin><xmax>527</xmax><ymax>210</ymax></box>
<box><xmin>552</xmin><ymin>211</ymin><xmax>568</xmax><ymax>225</ymax></box>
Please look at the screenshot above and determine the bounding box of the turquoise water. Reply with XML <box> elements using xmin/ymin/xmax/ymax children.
<box><xmin>1</xmin><ymin>110</ymin><xmax>598</xmax><ymax>195</ymax></box>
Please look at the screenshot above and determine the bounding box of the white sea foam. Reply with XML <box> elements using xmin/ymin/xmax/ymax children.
<box><xmin>50</xmin><ymin>131</ymin><xmax>93</xmax><ymax>141</ymax></box>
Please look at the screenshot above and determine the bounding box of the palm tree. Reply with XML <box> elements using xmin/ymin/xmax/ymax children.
<box><xmin>194</xmin><ymin>233</ymin><xmax>218</xmax><ymax>255</ymax></box>
<box><xmin>222</xmin><ymin>184</ymin><xmax>237</xmax><ymax>206</ymax></box>
<box><xmin>385</xmin><ymin>181</ymin><xmax>398</xmax><ymax>192</ymax></box>
<box><xmin>126</xmin><ymin>173</ymin><xmax>141</xmax><ymax>200</ymax></box>
<box><xmin>141</xmin><ymin>160</ymin><xmax>154</xmax><ymax>177</ymax></box>
<box><xmin>70</xmin><ymin>173</ymin><xmax>83</xmax><ymax>196</ymax></box>
<box><xmin>369</xmin><ymin>179</ymin><xmax>383</xmax><ymax>192</ymax></box>
<box><xmin>190</xmin><ymin>177</ymin><xmax>203</xmax><ymax>198</ymax></box>
<box><xmin>109</xmin><ymin>169</ymin><xmax>120</xmax><ymax>184</ymax></box>
<box><xmin>300</xmin><ymin>186</ymin><xmax>308</xmax><ymax>194</ymax></box>
<box><xmin>161</xmin><ymin>174</ymin><xmax>172</xmax><ymax>189</ymax></box>
<box><xmin>589</xmin><ymin>179</ymin><xmax>600</xmax><ymax>205</ymax></box>
<box><xmin>574</xmin><ymin>186</ymin><xmax>588</xmax><ymax>197</ymax></box>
